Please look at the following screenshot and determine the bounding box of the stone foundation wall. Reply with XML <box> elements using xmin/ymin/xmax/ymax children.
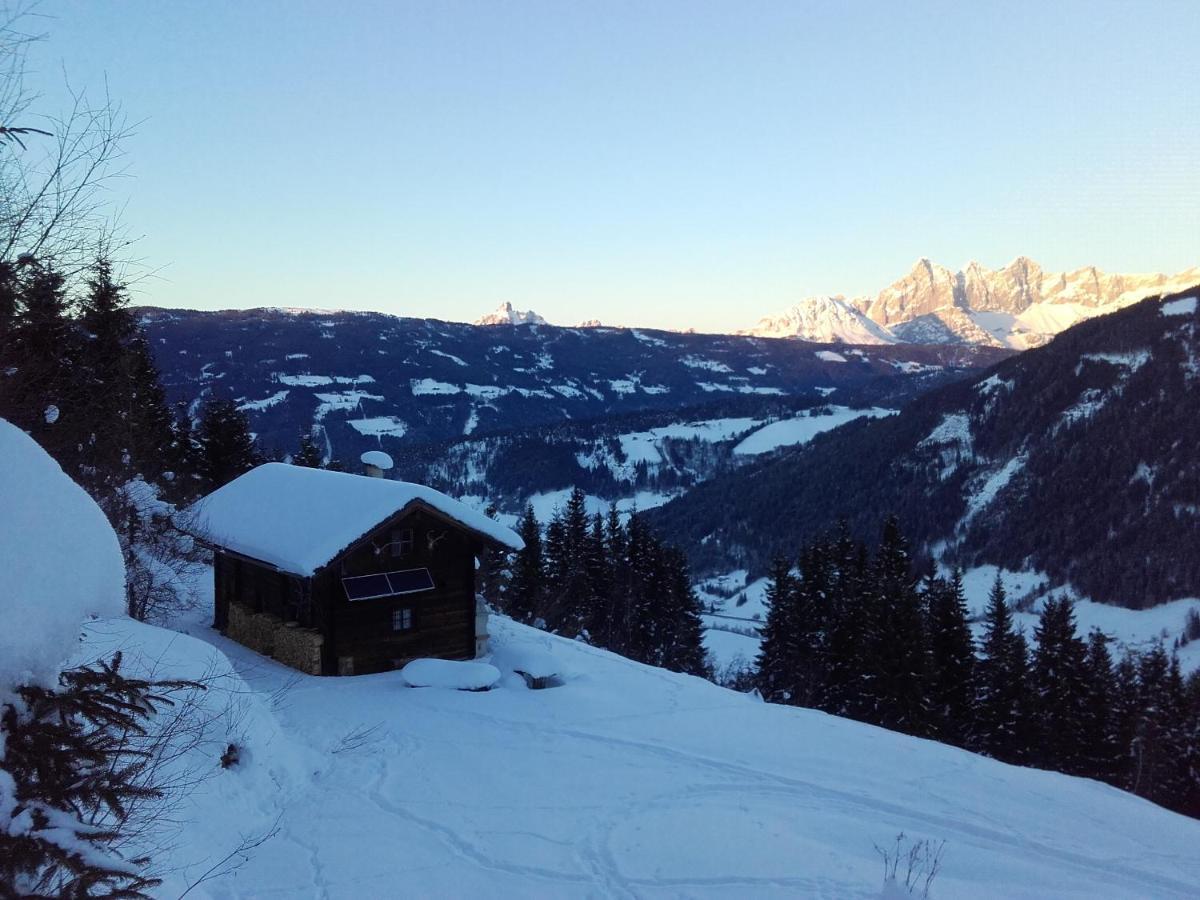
<box><xmin>227</xmin><ymin>602</ymin><xmax>324</xmax><ymax>675</ymax></box>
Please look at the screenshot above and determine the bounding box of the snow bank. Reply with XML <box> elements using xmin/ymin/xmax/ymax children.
<box><xmin>0</xmin><ymin>419</ymin><xmax>125</xmax><ymax>691</ymax></box>
<box><xmin>401</xmin><ymin>658</ymin><xmax>501</xmax><ymax>690</ymax></box>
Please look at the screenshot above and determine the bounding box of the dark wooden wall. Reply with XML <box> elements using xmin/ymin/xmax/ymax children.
<box><xmin>318</xmin><ymin>506</ymin><xmax>480</xmax><ymax>675</ymax></box>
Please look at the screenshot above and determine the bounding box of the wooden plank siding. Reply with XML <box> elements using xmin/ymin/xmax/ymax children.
<box><xmin>211</xmin><ymin>503</ymin><xmax>487</xmax><ymax>676</ymax></box>
<box><xmin>322</xmin><ymin>506</ymin><xmax>481</xmax><ymax>674</ymax></box>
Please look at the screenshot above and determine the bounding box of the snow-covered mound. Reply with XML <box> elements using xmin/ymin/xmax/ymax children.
<box><xmin>400</xmin><ymin>658</ymin><xmax>501</xmax><ymax>690</ymax></box>
<box><xmin>474</xmin><ymin>301</ymin><xmax>547</xmax><ymax>327</ymax></box>
<box><xmin>0</xmin><ymin>419</ymin><xmax>125</xmax><ymax>691</ymax></box>
<box><xmin>128</xmin><ymin>600</ymin><xmax>1200</xmax><ymax>898</ymax></box>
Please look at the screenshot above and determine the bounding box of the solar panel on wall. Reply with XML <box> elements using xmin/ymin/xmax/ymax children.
<box><xmin>386</xmin><ymin>568</ymin><xmax>435</xmax><ymax>594</ymax></box>
<box><xmin>342</xmin><ymin>568</ymin><xmax>435</xmax><ymax>601</ymax></box>
<box><xmin>342</xmin><ymin>573</ymin><xmax>394</xmax><ymax>601</ymax></box>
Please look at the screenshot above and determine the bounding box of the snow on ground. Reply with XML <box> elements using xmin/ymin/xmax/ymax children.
<box><xmin>952</xmin><ymin>565</ymin><xmax>1200</xmax><ymax>672</ymax></box>
<box><xmin>525</xmin><ymin>488</ymin><xmax>677</xmax><ymax>523</ymax></box>
<box><xmin>276</xmin><ymin>374</ymin><xmax>374</xmax><ymax>387</ymax></box>
<box><xmin>237</xmin><ymin>390</ymin><xmax>290</xmax><ymax>412</ymax></box>
<box><xmin>410</xmin><ymin>377</ymin><xmax>461</xmax><ymax>395</ymax></box>
<box><xmin>814</xmin><ymin>350</ymin><xmax>848</xmax><ymax>362</ymax></box>
<box><xmin>102</xmin><ymin>594</ymin><xmax>1200</xmax><ymax>899</ymax></box>
<box><xmin>348</xmin><ymin>416</ymin><xmax>409</xmax><ymax>438</ymax></box>
<box><xmin>1161</xmin><ymin>295</ymin><xmax>1197</xmax><ymax>316</ymax></box>
<box><xmin>960</xmin><ymin>455</ymin><xmax>1027</xmax><ymax>527</ymax></box>
<box><xmin>734</xmin><ymin>407</ymin><xmax>896</xmax><ymax>456</ymax></box>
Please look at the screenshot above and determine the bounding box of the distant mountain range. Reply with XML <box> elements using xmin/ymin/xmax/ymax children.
<box><xmin>745</xmin><ymin>258</ymin><xmax>1200</xmax><ymax>348</ymax></box>
<box><xmin>139</xmin><ymin>307</ymin><xmax>1002</xmax><ymax>480</ymax></box>
<box><xmin>648</xmin><ymin>288</ymin><xmax>1200</xmax><ymax>607</ymax></box>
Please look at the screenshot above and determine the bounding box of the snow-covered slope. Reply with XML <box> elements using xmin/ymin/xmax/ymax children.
<box><xmin>746</xmin><ymin>257</ymin><xmax>1200</xmax><ymax>349</ymax></box>
<box><xmin>96</xmin><ymin>604</ymin><xmax>1200</xmax><ymax>898</ymax></box>
<box><xmin>474</xmin><ymin>301</ymin><xmax>548</xmax><ymax>326</ymax></box>
<box><xmin>746</xmin><ymin>296</ymin><xmax>898</xmax><ymax>344</ymax></box>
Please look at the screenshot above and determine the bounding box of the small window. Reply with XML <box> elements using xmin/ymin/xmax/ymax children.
<box><xmin>391</xmin><ymin>528</ymin><xmax>414</xmax><ymax>557</ymax></box>
<box><xmin>392</xmin><ymin>607</ymin><xmax>414</xmax><ymax>632</ymax></box>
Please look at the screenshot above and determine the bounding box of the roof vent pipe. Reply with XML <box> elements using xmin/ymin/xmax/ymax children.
<box><xmin>360</xmin><ymin>450</ymin><xmax>394</xmax><ymax>479</ymax></box>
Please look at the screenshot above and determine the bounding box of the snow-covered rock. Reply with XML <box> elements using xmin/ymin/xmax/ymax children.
<box><xmin>0</xmin><ymin>419</ymin><xmax>126</xmax><ymax>692</ymax></box>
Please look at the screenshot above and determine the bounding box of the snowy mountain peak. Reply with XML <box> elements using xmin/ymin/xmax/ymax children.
<box><xmin>748</xmin><ymin>258</ymin><xmax>1200</xmax><ymax>349</ymax></box>
<box><xmin>474</xmin><ymin>302</ymin><xmax>547</xmax><ymax>327</ymax></box>
<box><xmin>745</xmin><ymin>296</ymin><xmax>897</xmax><ymax>344</ymax></box>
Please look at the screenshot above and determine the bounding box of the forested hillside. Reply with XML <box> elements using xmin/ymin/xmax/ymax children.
<box><xmin>647</xmin><ymin>291</ymin><xmax>1200</xmax><ymax>608</ymax></box>
<box><xmin>138</xmin><ymin>306</ymin><xmax>1005</xmax><ymax>461</ymax></box>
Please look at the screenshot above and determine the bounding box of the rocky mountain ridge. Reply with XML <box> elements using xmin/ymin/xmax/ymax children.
<box><xmin>748</xmin><ymin>257</ymin><xmax>1200</xmax><ymax>348</ymax></box>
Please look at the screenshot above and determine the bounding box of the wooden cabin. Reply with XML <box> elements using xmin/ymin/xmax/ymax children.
<box><xmin>188</xmin><ymin>462</ymin><xmax>523</xmax><ymax>676</ymax></box>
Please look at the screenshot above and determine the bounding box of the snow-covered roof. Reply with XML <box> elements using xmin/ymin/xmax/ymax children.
<box><xmin>187</xmin><ymin>463</ymin><xmax>522</xmax><ymax>576</ymax></box>
<box><xmin>0</xmin><ymin>419</ymin><xmax>125</xmax><ymax>692</ymax></box>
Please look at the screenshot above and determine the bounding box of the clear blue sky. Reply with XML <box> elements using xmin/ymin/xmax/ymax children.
<box><xmin>27</xmin><ymin>0</ymin><xmax>1200</xmax><ymax>331</ymax></box>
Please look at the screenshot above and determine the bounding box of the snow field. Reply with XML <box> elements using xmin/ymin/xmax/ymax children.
<box><xmin>105</xmin><ymin>604</ymin><xmax>1200</xmax><ymax>898</ymax></box>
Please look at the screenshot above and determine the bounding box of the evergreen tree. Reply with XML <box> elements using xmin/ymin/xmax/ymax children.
<box><xmin>823</xmin><ymin>526</ymin><xmax>874</xmax><ymax>721</ymax></box>
<box><xmin>974</xmin><ymin>574</ymin><xmax>1030</xmax><ymax>763</ymax></box>
<box><xmin>657</xmin><ymin>547</ymin><xmax>709</xmax><ymax>677</ymax></box>
<box><xmin>505</xmin><ymin>505</ymin><xmax>544</xmax><ymax>624</ymax></box>
<box><xmin>756</xmin><ymin>556</ymin><xmax>798</xmax><ymax>703</ymax></box>
<box><xmin>580</xmin><ymin>513</ymin><xmax>611</xmax><ymax>644</ymax></box>
<box><xmin>1030</xmin><ymin>595</ymin><xmax>1090</xmax><ymax>774</ymax></box>
<box><xmin>1129</xmin><ymin>644</ymin><xmax>1188</xmax><ymax>809</ymax></box>
<box><xmin>925</xmin><ymin>569</ymin><xmax>976</xmax><ymax>747</ymax></box>
<box><xmin>871</xmin><ymin>517</ymin><xmax>931</xmax><ymax>736</ymax></box>
<box><xmin>292</xmin><ymin>428</ymin><xmax>324</xmax><ymax>467</ymax></box>
<box><xmin>1110</xmin><ymin>650</ymin><xmax>1143</xmax><ymax>790</ymax></box>
<box><xmin>1080</xmin><ymin>629</ymin><xmax>1121</xmax><ymax>783</ymax></box>
<box><xmin>478</xmin><ymin>503</ymin><xmax>510</xmax><ymax>609</ymax></box>
<box><xmin>193</xmin><ymin>397</ymin><xmax>260</xmax><ymax>491</ymax></box>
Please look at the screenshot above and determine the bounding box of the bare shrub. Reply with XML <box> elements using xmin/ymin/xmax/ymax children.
<box><xmin>874</xmin><ymin>832</ymin><xmax>946</xmax><ymax>899</ymax></box>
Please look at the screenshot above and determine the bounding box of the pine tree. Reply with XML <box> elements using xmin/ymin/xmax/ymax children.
<box><xmin>580</xmin><ymin>513</ymin><xmax>611</xmax><ymax>644</ymax></box>
<box><xmin>974</xmin><ymin>574</ymin><xmax>1030</xmax><ymax>763</ymax></box>
<box><xmin>824</xmin><ymin>525</ymin><xmax>874</xmax><ymax>721</ymax></box>
<box><xmin>871</xmin><ymin>517</ymin><xmax>930</xmax><ymax>736</ymax></box>
<box><xmin>1110</xmin><ymin>650</ymin><xmax>1143</xmax><ymax>790</ymax></box>
<box><xmin>0</xmin><ymin>654</ymin><xmax>192</xmax><ymax>897</ymax></box>
<box><xmin>756</xmin><ymin>556</ymin><xmax>798</xmax><ymax>703</ymax></box>
<box><xmin>292</xmin><ymin>428</ymin><xmax>324</xmax><ymax>467</ymax></box>
<box><xmin>1129</xmin><ymin>644</ymin><xmax>1188</xmax><ymax>809</ymax></box>
<box><xmin>479</xmin><ymin>503</ymin><xmax>510</xmax><ymax>609</ymax></box>
<box><xmin>658</xmin><ymin>547</ymin><xmax>708</xmax><ymax>677</ymax></box>
<box><xmin>925</xmin><ymin>569</ymin><xmax>976</xmax><ymax>747</ymax></box>
<box><xmin>1030</xmin><ymin>595</ymin><xmax>1090</xmax><ymax>774</ymax></box>
<box><xmin>1081</xmin><ymin>629</ymin><xmax>1122</xmax><ymax>785</ymax></box>
<box><xmin>505</xmin><ymin>505</ymin><xmax>544</xmax><ymax>624</ymax></box>
<box><xmin>193</xmin><ymin>397</ymin><xmax>261</xmax><ymax>491</ymax></box>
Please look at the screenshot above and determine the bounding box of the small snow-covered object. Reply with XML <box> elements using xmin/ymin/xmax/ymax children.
<box><xmin>491</xmin><ymin>644</ymin><xmax>561</xmax><ymax>689</ymax></box>
<box><xmin>43</xmin><ymin>404</ymin><xmax>59</xmax><ymax>424</ymax></box>
<box><xmin>360</xmin><ymin>450</ymin><xmax>394</xmax><ymax>471</ymax></box>
<box><xmin>401</xmin><ymin>658</ymin><xmax>500</xmax><ymax>691</ymax></box>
